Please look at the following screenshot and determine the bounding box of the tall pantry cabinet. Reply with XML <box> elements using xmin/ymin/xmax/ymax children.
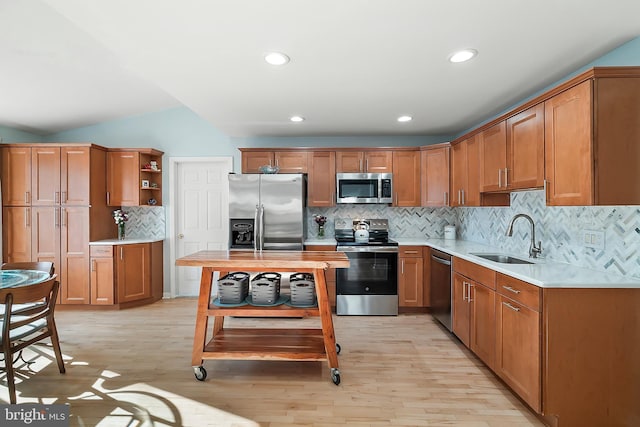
<box><xmin>1</xmin><ymin>143</ymin><xmax>114</xmax><ymax>304</ymax></box>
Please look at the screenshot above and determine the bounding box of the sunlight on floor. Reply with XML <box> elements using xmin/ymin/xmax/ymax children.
<box><xmin>1</xmin><ymin>347</ymin><xmax>260</xmax><ymax>427</ymax></box>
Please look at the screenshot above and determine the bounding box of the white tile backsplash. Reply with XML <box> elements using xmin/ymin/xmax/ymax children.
<box><xmin>309</xmin><ymin>190</ymin><xmax>640</xmax><ymax>279</ymax></box>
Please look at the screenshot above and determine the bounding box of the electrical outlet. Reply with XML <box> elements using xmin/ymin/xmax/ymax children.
<box><xmin>582</xmin><ymin>230</ymin><xmax>605</xmax><ymax>249</ymax></box>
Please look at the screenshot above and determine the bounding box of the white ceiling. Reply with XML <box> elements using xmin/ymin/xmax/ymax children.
<box><xmin>1</xmin><ymin>1</ymin><xmax>639</xmax><ymax>138</ymax></box>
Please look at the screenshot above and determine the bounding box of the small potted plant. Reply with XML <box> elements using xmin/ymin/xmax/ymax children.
<box><xmin>313</xmin><ymin>214</ymin><xmax>327</xmax><ymax>238</ymax></box>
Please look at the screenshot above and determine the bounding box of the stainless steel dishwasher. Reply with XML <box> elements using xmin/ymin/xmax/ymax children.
<box><xmin>430</xmin><ymin>249</ymin><xmax>452</xmax><ymax>331</ymax></box>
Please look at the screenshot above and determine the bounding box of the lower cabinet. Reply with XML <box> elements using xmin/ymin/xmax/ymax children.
<box><xmin>89</xmin><ymin>241</ymin><xmax>163</xmax><ymax>307</ymax></box>
<box><xmin>452</xmin><ymin>258</ymin><xmax>496</xmax><ymax>370</ymax></box>
<box><xmin>303</xmin><ymin>245</ymin><xmax>337</xmax><ymax>309</ymax></box>
<box><xmin>398</xmin><ymin>246</ymin><xmax>424</xmax><ymax>307</ymax></box>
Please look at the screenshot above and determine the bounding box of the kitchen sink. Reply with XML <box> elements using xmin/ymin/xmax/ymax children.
<box><xmin>470</xmin><ymin>253</ymin><xmax>534</xmax><ymax>265</ymax></box>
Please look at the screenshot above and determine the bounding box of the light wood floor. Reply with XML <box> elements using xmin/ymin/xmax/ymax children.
<box><xmin>1</xmin><ymin>298</ymin><xmax>544</xmax><ymax>427</ymax></box>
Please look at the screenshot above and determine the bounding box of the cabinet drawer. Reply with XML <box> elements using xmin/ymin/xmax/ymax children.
<box><xmin>90</xmin><ymin>245</ymin><xmax>113</xmax><ymax>257</ymax></box>
<box><xmin>496</xmin><ymin>273</ymin><xmax>541</xmax><ymax>311</ymax></box>
<box><xmin>453</xmin><ymin>257</ymin><xmax>496</xmax><ymax>289</ymax></box>
<box><xmin>399</xmin><ymin>246</ymin><xmax>423</xmax><ymax>257</ymax></box>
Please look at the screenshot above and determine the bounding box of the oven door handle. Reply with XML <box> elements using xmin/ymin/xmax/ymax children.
<box><xmin>339</xmin><ymin>246</ymin><xmax>398</xmax><ymax>253</ymax></box>
<box><xmin>431</xmin><ymin>254</ymin><xmax>452</xmax><ymax>266</ymax></box>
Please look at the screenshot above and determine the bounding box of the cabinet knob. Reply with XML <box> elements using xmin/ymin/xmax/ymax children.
<box><xmin>178</xmin><ymin>234</ymin><xmax>184</xmax><ymax>239</ymax></box>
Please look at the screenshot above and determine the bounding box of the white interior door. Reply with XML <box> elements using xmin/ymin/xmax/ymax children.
<box><xmin>171</xmin><ymin>157</ymin><xmax>232</xmax><ymax>297</ymax></box>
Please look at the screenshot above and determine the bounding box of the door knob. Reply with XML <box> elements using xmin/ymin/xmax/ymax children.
<box><xmin>178</xmin><ymin>234</ymin><xmax>184</xmax><ymax>239</ymax></box>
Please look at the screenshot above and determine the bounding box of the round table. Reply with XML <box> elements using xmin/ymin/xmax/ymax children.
<box><xmin>0</xmin><ymin>270</ymin><xmax>51</xmax><ymax>289</ymax></box>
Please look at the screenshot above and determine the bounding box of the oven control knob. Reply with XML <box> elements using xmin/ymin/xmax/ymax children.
<box><xmin>365</xmin><ymin>286</ymin><xmax>370</xmax><ymax>292</ymax></box>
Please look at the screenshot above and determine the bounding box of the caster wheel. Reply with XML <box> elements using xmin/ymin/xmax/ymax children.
<box><xmin>194</xmin><ymin>366</ymin><xmax>207</xmax><ymax>381</ymax></box>
<box><xmin>331</xmin><ymin>368</ymin><xmax>341</xmax><ymax>385</ymax></box>
<box><xmin>336</xmin><ymin>343</ymin><xmax>341</xmax><ymax>355</ymax></box>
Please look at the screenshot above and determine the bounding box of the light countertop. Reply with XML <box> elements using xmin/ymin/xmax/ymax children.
<box><xmin>90</xmin><ymin>238</ymin><xmax>164</xmax><ymax>245</ymax></box>
<box><xmin>393</xmin><ymin>237</ymin><xmax>640</xmax><ymax>289</ymax></box>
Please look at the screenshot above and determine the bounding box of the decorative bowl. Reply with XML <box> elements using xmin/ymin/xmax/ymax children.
<box><xmin>259</xmin><ymin>165</ymin><xmax>280</xmax><ymax>174</ymax></box>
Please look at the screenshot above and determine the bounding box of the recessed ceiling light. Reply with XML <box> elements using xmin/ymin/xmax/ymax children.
<box><xmin>449</xmin><ymin>49</ymin><xmax>478</xmax><ymax>63</ymax></box>
<box><xmin>397</xmin><ymin>115</ymin><xmax>412</xmax><ymax>123</ymax></box>
<box><xmin>264</xmin><ymin>52</ymin><xmax>290</xmax><ymax>66</ymax></box>
<box><xmin>290</xmin><ymin>115</ymin><xmax>305</xmax><ymax>122</ymax></box>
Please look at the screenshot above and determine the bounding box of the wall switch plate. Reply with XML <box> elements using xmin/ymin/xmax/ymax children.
<box><xmin>582</xmin><ymin>230</ymin><xmax>605</xmax><ymax>249</ymax></box>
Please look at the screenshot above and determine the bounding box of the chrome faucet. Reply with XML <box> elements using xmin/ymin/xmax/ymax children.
<box><xmin>506</xmin><ymin>214</ymin><xmax>542</xmax><ymax>258</ymax></box>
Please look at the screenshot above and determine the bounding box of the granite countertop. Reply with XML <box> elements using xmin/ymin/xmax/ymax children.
<box><xmin>393</xmin><ymin>237</ymin><xmax>640</xmax><ymax>289</ymax></box>
<box><xmin>90</xmin><ymin>238</ymin><xmax>164</xmax><ymax>245</ymax></box>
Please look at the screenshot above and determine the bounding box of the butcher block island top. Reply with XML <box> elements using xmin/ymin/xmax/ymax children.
<box><xmin>175</xmin><ymin>249</ymin><xmax>350</xmax><ymax>270</ymax></box>
<box><xmin>175</xmin><ymin>249</ymin><xmax>350</xmax><ymax>385</ymax></box>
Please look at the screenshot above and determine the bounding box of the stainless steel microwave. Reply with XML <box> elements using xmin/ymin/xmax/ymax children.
<box><xmin>336</xmin><ymin>173</ymin><xmax>393</xmax><ymax>204</ymax></box>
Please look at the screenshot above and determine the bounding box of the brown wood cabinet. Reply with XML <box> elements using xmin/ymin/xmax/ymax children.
<box><xmin>107</xmin><ymin>148</ymin><xmax>163</xmax><ymax>206</ymax></box>
<box><xmin>241</xmin><ymin>150</ymin><xmax>308</xmax><ymax>173</ymax></box>
<box><xmin>495</xmin><ymin>273</ymin><xmax>541</xmax><ymax>412</ymax></box>
<box><xmin>479</xmin><ymin>122</ymin><xmax>507</xmax><ymax>192</ymax></box>
<box><xmin>451</xmin><ymin>137</ymin><xmax>481</xmax><ymax>206</ymax></box>
<box><xmin>89</xmin><ymin>241</ymin><xmax>163</xmax><ymax>308</ymax></box>
<box><xmin>1</xmin><ymin>143</ymin><xmax>113</xmax><ymax>305</ymax></box>
<box><xmin>445</xmin><ymin>254</ymin><xmax>639</xmax><ymax>425</ymax></box>
<box><xmin>398</xmin><ymin>246</ymin><xmax>424</xmax><ymax>307</ymax></box>
<box><xmin>307</xmin><ymin>151</ymin><xmax>336</xmax><ymax>207</ymax></box>
<box><xmin>452</xmin><ymin>257</ymin><xmax>496</xmax><ymax>370</ymax></box>
<box><xmin>506</xmin><ymin>104</ymin><xmax>545</xmax><ymax>190</ymax></box>
<box><xmin>392</xmin><ymin>150</ymin><xmax>421</xmax><ymax>206</ymax></box>
<box><xmin>335</xmin><ymin>150</ymin><xmax>392</xmax><ymax>173</ymax></box>
<box><xmin>1</xmin><ymin>146</ymin><xmax>31</xmax><ymax>206</ymax></box>
<box><xmin>542</xmin><ymin>75</ymin><xmax>640</xmax><ymax>206</ymax></box>
<box><xmin>304</xmin><ymin>245</ymin><xmax>337</xmax><ymax>309</ymax></box>
<box><xmin>90</xmin><ymin>245</ymin><xmax>115</xmax><ymax>305</ymax></box>
<box><xmin>421</xmin><ymin>144</ymin><xmax>450</xmax><ymax>207</ymax></box>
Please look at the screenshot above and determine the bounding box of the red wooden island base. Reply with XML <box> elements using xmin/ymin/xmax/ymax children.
<box><xmin>175</xmin><ymin>250</ymin><xmax>350</xmax><ymax>384</ymax></box>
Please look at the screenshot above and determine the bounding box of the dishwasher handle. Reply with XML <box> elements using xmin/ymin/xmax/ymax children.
<box><xmin>431</xmin><ymin>254</ymin><xmax>452</xmax><ymax>266</ymax></box>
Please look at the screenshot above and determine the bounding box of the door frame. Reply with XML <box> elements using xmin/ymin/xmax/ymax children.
<box><xmin>168</xmin><ymin>156</ymin><xmax>234</xmax><ymax>298</ymax></box>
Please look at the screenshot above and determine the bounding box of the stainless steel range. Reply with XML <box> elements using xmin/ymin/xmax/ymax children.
<box><xmin>335</xmin><ymin>218</ymin><xmax>398</xmax><ymax>316</ymax></box>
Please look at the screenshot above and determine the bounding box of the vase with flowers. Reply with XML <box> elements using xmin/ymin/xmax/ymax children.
<box><xmin>313</xmin><ymin>214</ymin><xmax>327</xmax><ymax>238</ymax></box>
<box><xmin>113</xmin><ymin>209</ymin><xmax>130</xmax><ymax>240</ymax></box>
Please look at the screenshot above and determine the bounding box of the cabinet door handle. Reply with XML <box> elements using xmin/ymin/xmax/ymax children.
<box><xmin>365</xmin><ymin>159</ymin><xmax>368</xmax><ymax>172</ymax></box>
<box><xmin>25</xmin><ymin>191</ymin><xmax>31</xmax><ymax>204</ymax></box>
<box><xmin>498</xmin><ymin>169</ymin><xmax>502</xmax><ymax>188</ymax></box>
<box><xmin>106</xmin><ymin>192</ymin><xmax>110</xmax><ymax>205</ymax></box>
<box><xmin>275</xmin><ymin>159</ymin><xmax>279</xmax><ymax>167</ymax></box>
<box><xmin>503</xmin><ymin>301</ymin><xmax>521</xmax><ymax>312</ymax></box>
<box><xmin>461</xmin><ymin>189</ymin><xmax>465</xmax><ymax>205</ymax></box>
<box><xmin>25</xmin><ymin>208</ymin><xmax>30</xmax><ymax>227</ymax></box>
<box><xmin>55</xmin><ymin>191</ymin><xmax>60</xmax><ymax>204</ymax></box>
<box><xmin>444</xmin><ymin>192</ymin><xmax>448</xmax><ymax>205</ymax></box>
<box><xmin>61</xmin><ymin>208</ymin><xmax>66</xmax><ymax>227</ymax></box>
<box><xmin>468</xmin><ymin>283</ymin><xmax>473</xmax><ymax>302</ymax></box>
<box><xmin>405</xmin><ymin>250</ymin><xmax>418</xmax><ymax>254</ymax></box>
<box><xmin>120</xmin><ymin>247</ymin><xmax>124</xmax><ymax>260</ymax></box>
<box><xmin>62</xmin><ymin>191</ymin><xmax>67</xmax><ymax>204</ymax></box>
<box><xmin>502</xmin><ymin>285</ymin><xmax>521</xmax><ymax>294</ymax></box>
<box><xmin>92</xmin><ymin>260</ymin><xmax>96</xmax><ymax>271</ymax></box>
<box><xmin>401</xmin><ymin>259</ymin><xmax>405</xmax><ymax>274</ymax></box>
<box><xmin>395</xmin><ymin>192</ymin><xmax>398</xmax><ymax>205</ymax></box>
<box><xmin>463</xmin><ymin>281</ymin><xmax>469</xmax><ymax>301</ymax></box>
<box><xmin>504</xmin><ymin>168</ymin><xmax>509</xmax><ymax>187</ymax></box>
<box><xmin>458</xmin><ymin>190</ymin><xmax>461</xmax><ymax>204</ymax></box>
<box><xmin>544</xmin><ymin>179</ymin><xmax>549</xmax><ymax>202</ymax></box>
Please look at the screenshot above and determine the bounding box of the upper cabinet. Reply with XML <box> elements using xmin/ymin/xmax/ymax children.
<box><xmin>307</xmin><ymin>151</ymin><xmax>336</xmax><ymax>207</ymax></box>
<box><xmin>107</xmin><ymin>148</ymin><xmax>163</xmax><ymax>206</ymax></box>
<box><xmin>545</xmin><ymin>73</ymin><xmax>640</xmax><ymax>206</ymax></box>
<box><xmin>1</xmin><ymin>146</ymin><xmax>32</xmax><ymax>206</ymax></box>
<box><xmin>451</xmin><ymin>136</ymin><xmax>480</xmax><ymax>206</ymax></box>
<box><xmin>392</xmin><ymin>150</ymin><xmax>421</xmax><ymax>206</ymax></box>
<box><xmin>506</xmin><ymin>104</ymin><xmax>545</xmax><ymax>190</ymax></box>
<box><xmin>479</xmin><ymin>122</ymin><xmax>507</xmax><ymax>192</ymax></box>
<box><xmin>241</xmin><ymin>150</ymin><xmax>308</xmax><ymax>173</ymax></box>
<box><xmin>421</xmin><ymin>143</ymin><xmax>450</xmax><ymax>207</ymax></box>
<box><xmin>335</xmin><ymin>150</ymin><xmax>392</xmax><ymax>173</ymax></box>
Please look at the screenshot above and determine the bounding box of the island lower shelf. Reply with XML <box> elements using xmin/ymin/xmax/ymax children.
<box><xmin>202</xmin><ymin>328</ymin><xmax>327</xmax><ymax>361</ymax></box>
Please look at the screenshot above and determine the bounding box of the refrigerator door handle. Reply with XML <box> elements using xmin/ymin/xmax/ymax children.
<box><xmin>259</xmin><ymin>204</ymin><xmax>265</xmax><ymax>251</ymax></box>
<box><xmin>254</xmin><ymin>204</ymin><xmax>260</xmax><ymax>250</ymax></box>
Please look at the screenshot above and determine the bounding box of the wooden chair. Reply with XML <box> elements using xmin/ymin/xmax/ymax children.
<box><xmin>0</xmin><ymin>275</ymin><xmax>66</xmax><ymax>403</ymax></box>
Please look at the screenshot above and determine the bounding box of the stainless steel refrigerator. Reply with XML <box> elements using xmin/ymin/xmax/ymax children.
<box><xmin>228</xmin><ymin>174</ymin><xmax>306</xmax><ymax>251</ymax></box>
